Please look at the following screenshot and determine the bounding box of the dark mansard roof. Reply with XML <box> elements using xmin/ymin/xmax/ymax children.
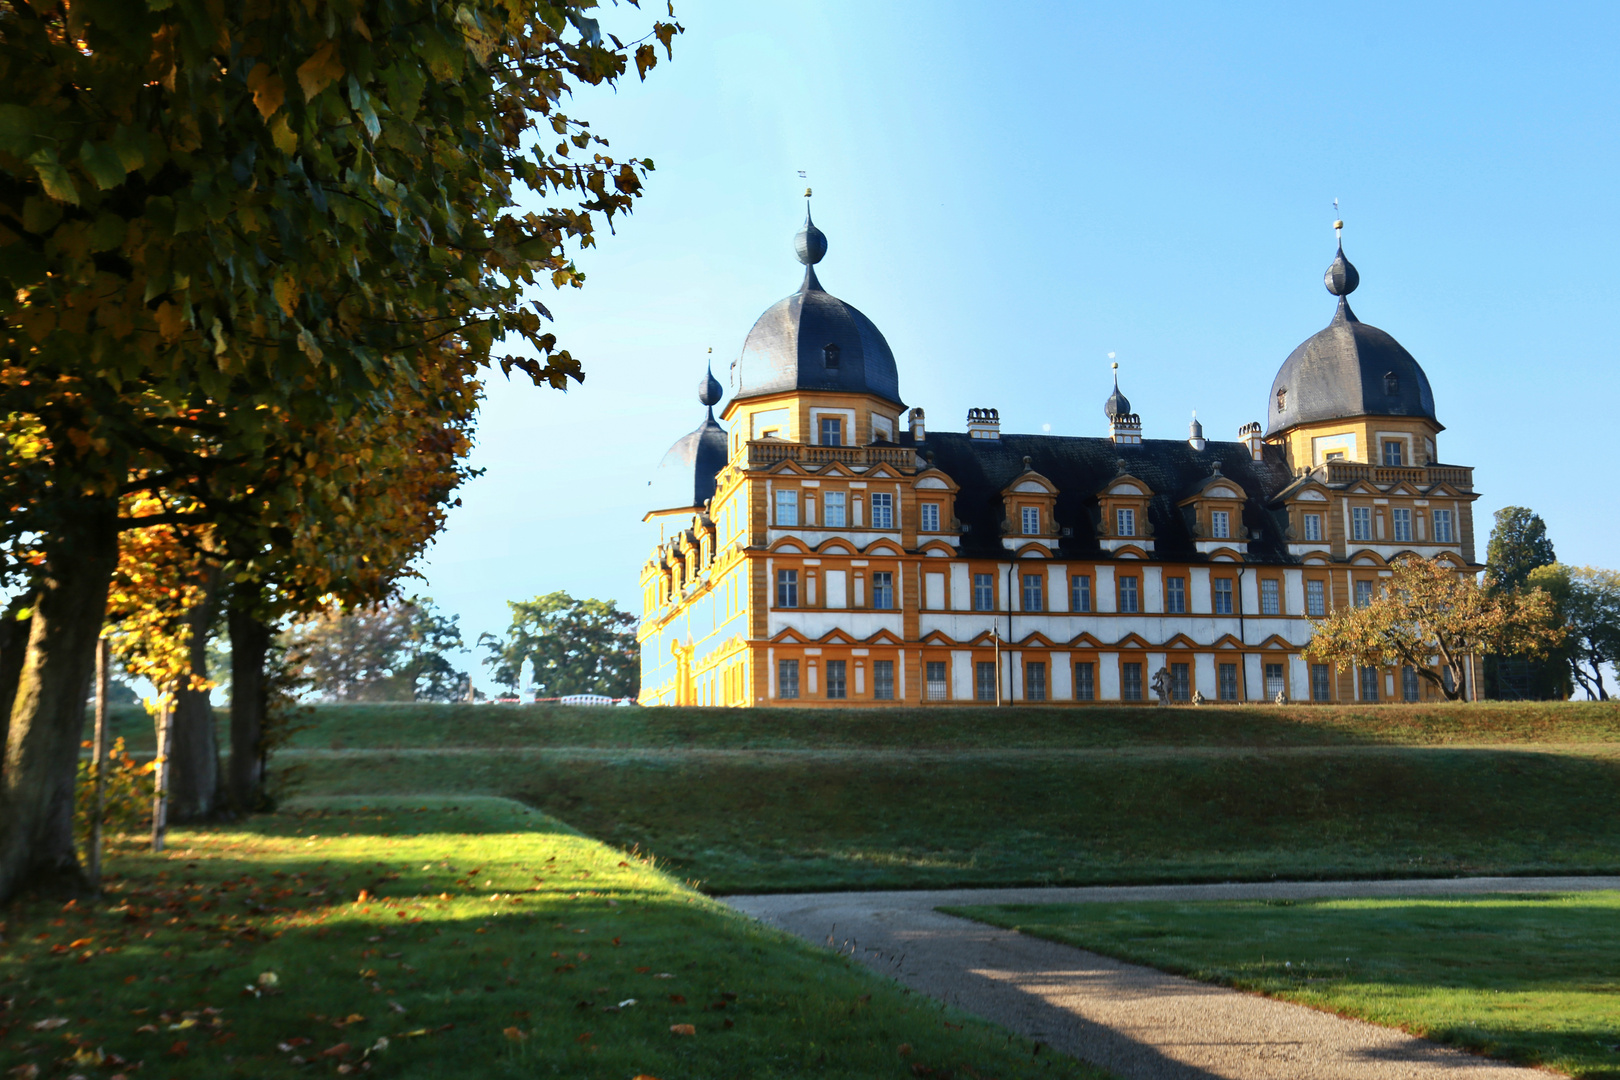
<box><xmin>732</xmin><ymin>207</ymin><xmax>903</xmax><ymax>408</ymax></box>
<box><xmin>648</xmin><ymin>367</ymin><xmax>728</xmax><ymax>513</ymax></box>
<box><xmin>916</xmin><ymin>431</ymin><xmax>1299</xmax><ymax>563</ymax></box>
<box><xmin>1267</xmin><ymin>241</ymin><xmax>1439</xmax><ymax>437</ymax></box>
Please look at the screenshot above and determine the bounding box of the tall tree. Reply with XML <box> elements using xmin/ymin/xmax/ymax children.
<box><xmin>1484</xmin><ymin>507</ymin><xmax>1557</xmax><ymax>593</ymax></box>
<box><xmin>0</xmin><ymin>0</ymin><xmax>679</xmax><ymax>900</ymax></box>
<box><xmin>283</xmin><ymin>597</ymin><xmax>467</xmax><ymax>703</ymax></box>
<box><xmin>1527</xmin><ymin>564</ymin><xmax>1620</xmax><ymax>701</ymax></box>
<box><xmin>1304</xmin><ymin>556</ymin><xmax>1563</xmax><ymax>701</ymax></box>
<box><xmin>480</xmin><ymin>592</ymin><xmax>637</xmax><ymax>699</ymax></box>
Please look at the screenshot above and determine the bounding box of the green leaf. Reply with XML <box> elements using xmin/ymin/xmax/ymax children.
<box><xmin>27</xmin><ymin>148</ymin><xmax>78</xmax><ymax>204</ymax></box>
<box><xmin>0</xmin><ymin>104</ymin><xmax>39</xmax><ymax>156</ymax></box>
<box><xmin>79</xmin><ymin>141</ymin><xmax>129</xmax><ymax>191</ymax></box>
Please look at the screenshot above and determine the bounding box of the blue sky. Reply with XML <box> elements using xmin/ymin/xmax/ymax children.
<box><xmin>418</xmin><ymin>1</ymin><xmax>1620</xmax><ymax>688</ymax></box>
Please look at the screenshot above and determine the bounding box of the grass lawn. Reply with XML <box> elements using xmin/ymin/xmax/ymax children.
<box><xmin>0</xmin><ymin>797</ymin><xmax>1107</xmax><ymax>1080</ymax></box>
<box><xmin>944</xmin><ymin>892</ymin><xmax>1620</xmax><ymax>1078</ymax></box>
<box><xmin>92</xmin><ymin>700</ymin><xmax>1620</xmax><ymax>754</ymax></box>
<box><xmin>284</xmin><ymin>745</ymin><xmax>1620</xmax><ymax>894</ymax></box>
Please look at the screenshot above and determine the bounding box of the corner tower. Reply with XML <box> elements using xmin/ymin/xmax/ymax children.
<box><xmin>1266</xmin><ymin>225</ymin><xmax>1443</xmax><ymax>472</ymax></box>
<box><xmin>721</xmin><ymin>201</ymin><xmax>906</xmax><ymax>452</ymax></box>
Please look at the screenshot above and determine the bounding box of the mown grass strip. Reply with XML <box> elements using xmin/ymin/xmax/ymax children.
<box><xmin>946</xmin><ymin>892</ymin><xmax>1620</xmax><ymax>1078</ymax></box>
<box><xmin>1</xmin><ymin>797</ymin><xmax>1108</xmax><ymax>1079</ymax></box>
<box><xmin>91</xmin><ymin>700</ymin><xmax>1620</xmax><ymax>755</ymax></box>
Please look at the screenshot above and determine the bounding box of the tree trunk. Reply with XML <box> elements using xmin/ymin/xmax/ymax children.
<box><xmin>227</xmin><ymin>585</ymin><xmax>272</xmax><ymax>813</ymax></box>
<box><xmin>167</xmin><ymin>566</ymin><xmax>221</xmax><ymax>822</ymax></box>
<box><xmin>0</xmin><ymin>592</ymin><xmax>36</xmax><ymax>777</ymax></box>
<box><xmin>0</xmin><ymin>500</ymin><xmax>120</xmax><ymax>902</ymax></box>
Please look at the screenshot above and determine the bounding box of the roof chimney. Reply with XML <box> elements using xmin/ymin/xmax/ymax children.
<box><xmin>909</xmin><ymin>406</ymin><xmax>926</xmax><ymax>442</ymax></box>
<box><xmin>1188</xmin><ymin>411</ymin><xmax>1206</xmax><ymax>451</ymax></box>
<box><xmin>1109</xmin><ymin>411</ymin><xmax>1142</xmax><ymax>445</ymax></box>
<box><xmin>1239</xmin><ymin>421</ymin><xmax>1264</xmax><ymax>461</ymax></box>
<box><xmin>966</xmin><ymin>407</ymin><xmax>1000</xmax><ymax>440</ymax></box>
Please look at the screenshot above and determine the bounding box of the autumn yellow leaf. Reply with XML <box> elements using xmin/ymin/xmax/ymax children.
<box><xmin>246</xmin><ymin>64</ymin><xmax>285</xmax><ymax>119</ymax></box>
<box><xmin>297</xmin><ymin>41</ymin><xmax>345</xmax><ymax>101</ymax></box>
<box><xmin>669</xmin><ymin>1023</ymin><xmax>695</xmax><ymax>1036</ymax></box>
<box><xmin>269</xmin><ymin>113</ymin><xmax>297</xmax><ymax>154</ymax></box>
<box><xmin>274</xmin><ymin>274</ymin><xmax>298</xmax><ymax>316</ymax></box>
<box><xmin>154</xmin><ymin>301</ymin><xmax>185</xmax><ymax>342</ymax></box>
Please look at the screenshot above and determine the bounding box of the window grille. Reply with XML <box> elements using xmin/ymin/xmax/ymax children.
<box><xmin>1024</xmin><ymin>661</ymin><xmax>1047</xmax><ymax>702</ymax></box>
<box><xmin>1118</xmin><ymin>575</ymin><xmax>1139</xmax><ymax>613</ymax></box>
<box><xmin>1359</xmin><ymin>665</ymin><xmax>1380</xmax><ymax>701</ymax></box>
<box><xmin>870</xmin><ymin>492</ymin><xmax>894</xmax><ymax>530</ymax></box>
<box><xmin>925</xmin><ymin>661</ymin><xmax>948</xmax><ymax>701</ymax></box>
<box><xmin>1170</xmin><ymin>663</ymin><xmax>1190</xmax><ymax>701</ymax></box>
<box><xmin>1218</xmin><ymin>662</ymin><xmax>1239</xmax><ymax>701</ymax></box>
<box><xmin>873</xmin><ymin>660</ymin><xmax>895</xmax><ymax>701</ymax></box>
<box><xmin>778</xmin><ymin>660</ymin><xmax>799</xmax><ymax>699</ymax></box>
<box><xmin>1311</xmin><ymin>663</ymin><xmax>1331</xmax><ymax>702</ymax></box>
<box><xmin>1306</xmin><ymin>579</ymin><xmax>1326</xmax><ymax>617</ymax></box>
<box><xmin>825</xmin><ymin>660</ymin><xmax>847</xmax><ymax>700</ymax></box>
<box><xmin>975</xmin><ymin>661</ymin><xmax>997</xmax><ymax>702</ymax></box>
<box><xmin>1264</xmin><ymin>662</ymin><xmax>1285</xmax><ymax>699</ymax></box>
<box><xmin>973</xmin><ymin>573</ymin><xmax>994</xmax><ymax>611</ymax></box>
<box><xmin>1260</xmin><ymin>579</ymin><xmax>1280</xmax><ymax>615</ymax></box>
<box><xmin>1022</xmin><ymin>574</ymin><xmax>1043</xmax><ymax>612</ymax></box>
<box><xmin>1074</xmin><ymin>662</ymin><xmax>1095</xmax><ymax>701</ymax></box>
<box><xmin>1214</xmin><ymin>578</ymin><xmax>1233</xmax><ymax>615</ymax></box>
<box><xmin>1166</xmin><ymin>576</ymin><xmax>1186</xmax><ymax>613</ymax></box>
<box><xmin>1121</xmin><ymin>662</ymin><xmax>1143</xmax><ymax>701</ymax></box>
<box><xmin>1071</xmin><ymin>575</ymin><xmax>1092</xmax><ymax>612</ymax></box>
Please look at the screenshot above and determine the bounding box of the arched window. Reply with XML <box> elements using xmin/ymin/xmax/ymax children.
<box><xmin>823</xmin><ymin>343</ymin><xmax>841</xmax><ymax>371</ymax></box>
<box><xmin>1383</xmin><ymin>371</ymin><xmax>1399</xmax><ymax>396</ymax></box>
<box><xmin>1275</xmin><ymin>387</ymin><xmax>1287</xmax><ymax>413</ymax></box>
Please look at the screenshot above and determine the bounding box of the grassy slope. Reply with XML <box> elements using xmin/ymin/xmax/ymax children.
<box><xmin>88</xmin><ymin>702</ymin><xmax>1620</xmax><ymax>893</ymax></box>
<box><xmin>946</xmin><ymin>893</ymin><xmax>1620</xmax><ymax>1079</ymax></box>
<box><xmin>0</xmin><ymin>798</ymin><xmax>1107</xmax><ymax>1080</ymax></box>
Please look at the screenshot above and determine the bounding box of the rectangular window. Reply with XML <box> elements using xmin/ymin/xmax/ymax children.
<box><xmin>820</xmin><ymin>417</ymin><xmax>842</xmax><ymax>447</ymax></box>
<box><xmin>1359</xmin><ymin>665</ymin><xmax>1380</xmax><ymax>701</ymax></box>
<box><xmin>825</xmin><ymin>660</ymin><xmax>847</xmax><ymax>700</ymax></box>
<box><xmin>925</xmin><ymin>661</ymin><xmax>948</xmax><ymax>701</ymax></box>
<box><xmin>823</xmin><ymin>491</ymin><xmax>846</xmax><ymax>528</ymax></box>
<box><xmin>1118</xmin><ymin>575</ymin><xmax>1139</xmax><ymax>613</ymax></box>
<box><xmin>1311</xmin><ymin>663</ymin><xmax>1331</xmax><ymax>702</ymax></box>
<box><xmin>1304</xmin><ymin>513</ymin><xmax>1322</xmax><ymax>542</ymax></box>
<box><xmin>1213</xmin><ymin>578</ymin><xmax>1233</xmax><ymax>615</ymax></box>
<box><xmin>1402</xmin><ymin>665</ymin><xmax>1420</xmax><ymax>702</ymax></box>
<box><xmin>1074</xmin><ymin>662</ymin><xmax>1096</xmax><ymax>701</ymax></box>
<box><xmin>1166</xmin><ymin>576</ymin><xmax>1186</xmax><ymax>613</ymax></box>
<box><xmin>1392</xmin><ymin>508</ymin><xmax>1412</xmax><ymax>542</ymax></box>
<box><xmin>973</xmin><ymin>573</ymin><xmax>995</xmax><ymax>611</ymax></box>
<box><xmin>1264</xmin><ymin>662</ymin><xmax>1286</xmax><ymax>700</ymax></box>
<box><xmin>1210</xmin><ymin>510</ymin><xmax>1230</xmax><ymax>539</ymax></box>
<box><xmin>1355</xmin><ymin>580</ymin><xmax>1374</xmax><ymax>607</ymax></box>
<box><xmin>776</xmin><ymin>569</ymin><xmax>798</xmax><ymax>608</ymax></box>
<box><xmin>1351</xmin><ymin>506</ymin><xmax>1372</xmax><ymax>541</ymax></box>
<box><xmin>873</xmin><ymin>660</ymin><xmax>895</xmax><ymax>701</ymax></box>
<box><xmin>778</xmin><ymin>659</ymin><xmax>799</xmax><ymax>699</ymax></box>
<box><xmin>1306</xmin><ymin>579</ymin><xmax>1326</xmax><ymax>617</ymax></box>
<box><xmin>775</xmin><ymin>489</ymin><xmax>798</xmax><ymax>526</ymax></box>
<box><xmin>1116</xmin><ymin>508</ymin><xmax>1136</xmax><ymax>536</ymax></box>
<box><xmin>1383</xmin><ymin>440</ymin><xmax>1403</xmax><ymax>466</ymax></box>
<box><xmin>1433</xmin><ymin>509</ymin><xmax>1454</xmax><ymax>543</ymax></box>
<box><xmin>1071</xmin><ymin>574</ymin><xmax>1092</xmax><ymax>612</ymax></box>
<box><xmin>1218</xmin><ymin>662</ymin><xmax>1240</xmax><ymax>701</ymax></box>
<box><xmin>1121</xmin><ymin>662</ymin><xmax>1143</xmax><ymax>701</ymax></box>
<box><xmin>1170</xmin><ymin>662</ymin><xmax>1190</xmax><ymax>701</ymax></box>
<box><xmin>920</xmin><ymin>502</ymin><xmax>940</xmax><ymax>532</ymax></box>
<box><xmin>871</xmin><ymin>571</ymin><xmax>895</xmax><ymax>610</ymax></box>
<box><xmin>870</xmin><ymin>492</ymin><xmax>894</xmax><ymax>530</ymax></box>
<box><xmin>1025</xmin><ymin>661</ymin><xmax>1047</xmax><ymax>702</ymax></box>
<box><xmin>1022</xmin><ymin>573</ymin><xmax>1044</xmax><ymax>612</ymax></box>
<box><xmin>1260</xmin><ymin>579</ymin><xmax>1280</xmax><ymax>615</ymax></box>
<box><xmin>1022</xmin><ymin>506</ymin><xmax>1040</xmax><ymax>535</ymax></box>
<box><xmin>975</xmin><ymin>661</ymin><xmax>997</xmax><ymax>702</ymax></box>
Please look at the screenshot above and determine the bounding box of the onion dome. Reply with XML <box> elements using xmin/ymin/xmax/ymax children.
<box><xmin>733</xmin><ymin>206</ymin><xmax>902</xmax><ymax>408</ymax></box>
<box><xmin>648</xmin><ymin>360</ymin><xmax>729</xmax><ymax>513</ymax></box>
<box><xmin>1267</xmin><ymin>238</ymin><xmax>1439</xmax><ymax>438</ymax></box>
<box><xmin>1103</xmin><ymin>363</ymin><xmax>1131</xmax><ymax>418</ymax></box>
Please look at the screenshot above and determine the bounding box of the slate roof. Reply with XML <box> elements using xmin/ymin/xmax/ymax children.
<box><xmin>1267</xmin><ymin>243</ymin><xmax>1440</xmax><ymax>438</ymax></box>
<box><xmin>648</xmin><ymin>412</ymin><xmax>728</xmax><ymax>513</ymax></box>
<box><xmin>914</xmin><ymin>431</ymin><xmax>1299</xmax><ymax>564</ymax></box>
<box><xmin>732</xmin><ymin>210</ymin><xmax>903</xmax><ymax>408</ymax></box>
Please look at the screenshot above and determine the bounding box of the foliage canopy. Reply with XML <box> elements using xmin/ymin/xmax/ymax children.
<box><xmin>480</xmin><ymin>591</ymin><xmax>637</xmax><ymax>699</ymax></box>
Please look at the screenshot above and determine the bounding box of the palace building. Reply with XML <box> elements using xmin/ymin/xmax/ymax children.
<box><xmin>637</xmin><ymin>207</ymin><xmax>1481</xmax><ymax>706</ymax></box>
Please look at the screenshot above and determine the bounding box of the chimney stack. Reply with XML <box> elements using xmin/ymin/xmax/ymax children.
<box><xmin>1239</xmin><ymin>421</ymin><xmax>1264</xmax><ymax>461</ymax></box>
<box><xmin>966</xmin><ymin>407</ymin><xmax>1000</xmax><ymax>440</ymax></box>
<box><xmin>909</xmin><ymin>406</ymin><xmax>926</xmax><ymax>442</ymax></box>
<box><xmin>1188</xmin><ymin>411</ymin><xmax>1206</xmax><ymax>451</ymax></box>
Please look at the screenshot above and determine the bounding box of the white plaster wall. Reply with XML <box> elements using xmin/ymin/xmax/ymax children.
<box><xmin>1284</xmin><ymin>568</ymin><xmax>1306</xmax><ymax>618</ymax></box>
<box><xmin>1098</xmin><ymin>652</ymin><xmax>1120</xmax><ymax>700</ymax></box>
<box><xmin>1051</xmin><ymin>651</ymin><xmax>1071</xmax><ymax>698</ymax></box>
<box><xmin>767</xmin><ymin>612</ymin><xmax>903</xmax><ymax>639</ymax></box>
<box><xmin>951</xmin><ymin>649</ymin><xmax>972</xmax><ymax>701</ymax></box>
<box><xmin>949</xmin><ymin>563</ymin><xmax>970</xmax><ymax>611</ymax></box>
<box><xmin>1195</xmin><ymin>653</ymin><xmax>1216</xmax><ymax>697</ymax></box>
<box><xmin>1190</xmin><ymin>567</ymin><xmax>1212</xmax><ymax>614</ymax></box>
<box><xmin>1096</xmin><ymin>566</ymin><xmax>1117</xmax><ymax>613</ymax></box>
<box><xmin>1047</xmin><ymin>565</ymin><xmax>1069</xmax><ymax>612</ymax></box>
<box><xmin>1144</xmin><ymin>566</ymin><xmax>1164</xmax><ymax>613</ymax></box>
<box><xmin>1244</xmin><ymin>654</ymin><xmax>1263</xmax><ymax>700</ymax></box>
<box><xmin>925</xmin><ymin>572</ymin><xmax>945</xmax><ymax>610</ymax></box>
<box><xmin>1289</xmin><ymin>655</ymin><xmax>1309</xmax><ymax>700</ymax></box>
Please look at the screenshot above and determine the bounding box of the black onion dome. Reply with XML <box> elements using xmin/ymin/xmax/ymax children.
<box><xmin>733</xmin><ymin>210</ymin><xmax>902</xmax><ymax>408</ymax></box>
<box><xmin>648</xmin><ymin>413</ymin><xmax>727</xmax><ymax>513</ymax></box>
<box><xmin>1267</xmin><ymin>244</ymin><xmax>1439</xmax><ymax>438</ymax></box>
<box><xmin>1104</xmin><ymin>370</ymin><xmax>1131</xmax><ymax>418</ymax></box>
<box><xmin>698</xmin><ymin>365</ymin><xmax>723</xmax><ymax>407</ymax></box>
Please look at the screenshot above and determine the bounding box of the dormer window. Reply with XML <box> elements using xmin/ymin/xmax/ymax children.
<box><xmin>1210</xmin><ymin>510</ymin><xmax>1230</xmax><ymax>539</ymax></box>
<box><xmin>823</xmin><ymin>343</ymin><xmax>841</xmax><ymax>372</ymax></box>
<box><xmin>1116</xmin><ymin>508</ymin><xmax>1136</xmax><ymax>537</ymax></box>
<box><xmin>1021</xmin><ymin>506</ymin><xmax>1040</xmax><ymax>535</ymax></box>
<box><xmin>1275</xmin><ymin>387</ymin><xmax>1286</xmax><ymax>412</ymax></box>
<box><xmin>1384</xmin><ymin>371</ymin><xmax>1399</xmax><ymax>395</ymax></box>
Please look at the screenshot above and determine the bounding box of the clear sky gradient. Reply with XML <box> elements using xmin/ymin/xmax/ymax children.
<box><xmin>417</xmin><ymin>1</ymin><xmax>1619</xmax><ymax>689</ymax></box>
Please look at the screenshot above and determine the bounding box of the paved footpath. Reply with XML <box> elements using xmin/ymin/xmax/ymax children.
<box><xmin>727</xmin><ymin>876</ymin><xmax>1620</xmax><ymax>1080</ymax></box>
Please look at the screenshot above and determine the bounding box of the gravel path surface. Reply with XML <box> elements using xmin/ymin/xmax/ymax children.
<box><xmin>727</xmin><ymin>876</ymin><xmax>1620</xmax><ymax>1079</ymax></box>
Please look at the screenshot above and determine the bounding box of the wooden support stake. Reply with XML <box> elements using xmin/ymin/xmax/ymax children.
<box><xmin>88</xmin><ymin>637</ymin><xmax>110</xmax><ymax>884</ymax></box>
<box><xmin>151</xmin><ymin>700</ymin><xmax>172</xmax><ymax>853</ymax></box>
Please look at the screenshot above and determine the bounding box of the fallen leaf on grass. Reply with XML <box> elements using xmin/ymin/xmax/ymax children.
<box><xmin>388</xmin><ymin>1001</ymin><xmax>407</xmax><ymax>1014</ymax></box>
<box><xmin>669</xmin><ymin>1024</ymin><xmax>695</xmax><ymax>1037</ymax></box>
<box><xmin>320</xmin><ymin>1041</ymin><xmax>351</xmax><ymax>1058</ymax></box>
<box><xmin>30</xmin><ymin>1018</ymin><xmax>68</xmax><ymax>1030</ymax></box>
<box><xmin>502</xmin><ymin>1027</ymin><xmax>527</xmax><ymax>1042</ymax></box>
<box><xmin>667</xmin><ymin>994</ymin><xmax>685</xmax><ymax>1004</ymax></box>
<box><xmin>8</xmin><ymin>1065</ymin><xmax>40</xmax><ymax>1079</ymax></box>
